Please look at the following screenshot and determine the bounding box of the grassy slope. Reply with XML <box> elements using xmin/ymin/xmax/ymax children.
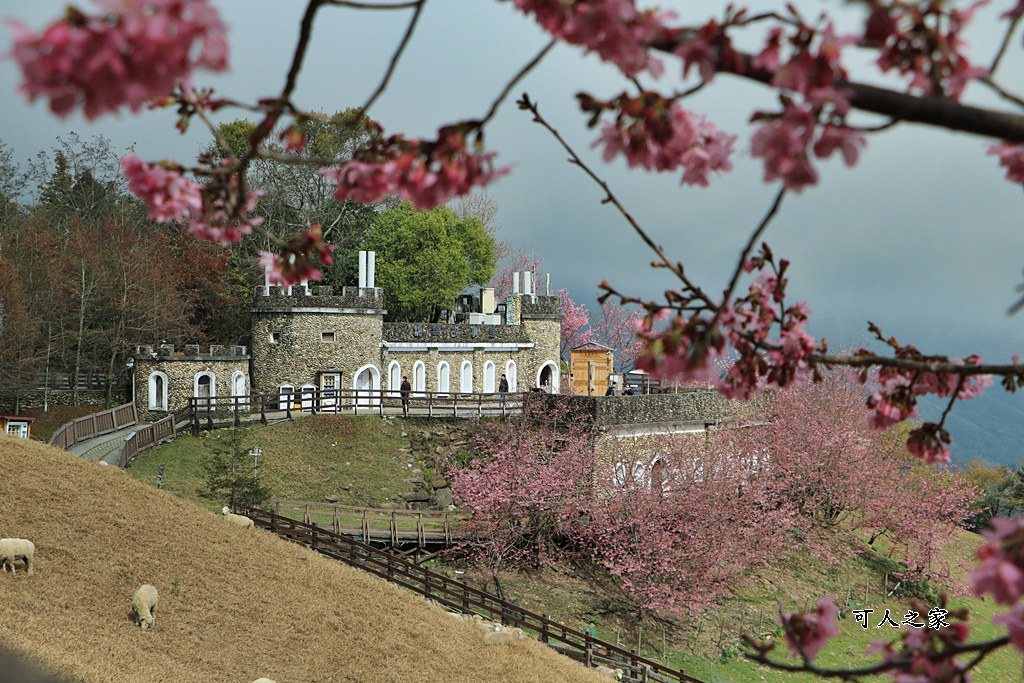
<box><xmin>0</xmin><ymin>435</ymin><xmax>610</xmax><ymax>683</ymax></box>
<box><xmin>74</xmin><ymin>416</ymin><xmax>1024</xmax><ymax>681</ymax></box>
<box><xmin>126</xmin><ymin>414</ymin><xmax>415</xmax><ymax>512</ymax></box>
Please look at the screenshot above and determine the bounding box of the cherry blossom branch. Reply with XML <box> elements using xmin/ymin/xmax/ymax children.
<box><xmin>516</xmin><ymin>93</ymin><xmax>715</xmax><ymax>308</ymax></box>
<box><xmin>479</xmin><ymin>40</ymin><xmax>556</xmax><ymax>127</ymax></box>
<box><xmin>979</xmin><ymin>76</ymin><xmax>1024</xmax><ymax>112</ymax></box>
<box><xmin>282</xmin><ymin>0</ymin><xmax>325</xmax><ymax>101</ymax></box>
<box><xmin>323</xmin><ymin>0</ymin><xmax>420</xmax><ymax>8</ymax></box>
<box><xmin>714</xmin><ymin>187</ymin><xmax>786</xmax><ymax>326</ymax></box>
<box><xmin>809</xmin><ymin>353</ymin><xmax>1023</xmax><ymax>379</ymax></box>
<box><xmin>360</xmin><ymin>0</ymin><xmax>426</xmax><ymax>114</ymax></box>
<box><xmin>651</xmin><ymin>38</ymin><xmax>1024</xmax><ymax>143</ymax></box>
<box><xmin>990</xmin><ymin>12</ymin><xmax>1023</xmax><ymax>76</ymax></box>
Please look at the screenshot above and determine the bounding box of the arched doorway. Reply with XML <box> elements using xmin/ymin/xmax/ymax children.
<box><xmin>460</xmin><ymin>361</ymin><xmax>473</xmax><ymax>394</ymax></box>
<box><xmin>353</xmin><ymin>365</ymin><xmax>381</xmax><ymax>407</ymax></box>
<box><xmin>194</xmin><ymin>372</ymin><xmax>216</xmax><ymax>411</ymax></box>
<box><xmin>537</xmin><ymin>362</ymin><xmax>558</xmax><ymax>394</ymax></box>
<box><xmin>505</xmin><ymin>360</ymin><xmax>517</xmax><ymax>392</ymax></box>
<box><xmin>437</xmin><ymin>362</ymin><xmax>450</xmax><ymax>394</ymax></box>
<box><xmin>413</xmin><ymin>361</ymin><xmax>426</xmax><ymax>396</ymax></box>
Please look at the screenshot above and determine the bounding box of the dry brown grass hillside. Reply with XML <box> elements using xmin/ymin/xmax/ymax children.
<box><xmin>0</xmin><ymin>435</ymin><xmax>608</xmax><ymax>683</ymax></box>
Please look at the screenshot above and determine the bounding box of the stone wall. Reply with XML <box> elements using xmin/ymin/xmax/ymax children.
<box><xmin>251</xmin><ymin>309</ymin><xmax>384</xmax><ymax>394</ymax></box>
<box><xmin>525</xmin><ymin>389</ymin><xmax>752</xmax><ymax>426</ymax></box>
<box><xmin>133</xmin><ymin>351</ymin><xmax>250</xmax><ymax>422</ymax></box>
<box><xmin>383</xmin><ymin>322</ymin><xmax>531</xmax><ymax>343</ymax></box>
<box><xmin>252</xmin><ymin>285</ymin><xmax>385</xmax><ymax>311</ymax></box>
<box><xmin>0</xmin><ymin>389</ymin><xmax>119</xmax><ymax>414</ymax></box>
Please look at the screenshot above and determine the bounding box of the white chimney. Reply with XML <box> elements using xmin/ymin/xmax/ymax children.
<box><xmin>358</xmin><ymin>250</ymin><xmax>367</xmax><ymax>288</ymax></box>
<box><xmin>512</xmin><ymin>272</ymin><xmax>520</xmax><ymax>295</ymax></box>
<box><xmin>263</xmin><ymin>269</ymin><xmax>270</xmax><ymax>296</ymax></box>
<box><xmin>523</xmin><ymin>271</ymin><xmax>532</xmax><ymax>297</ymax></box>
<box><xmin>367</xmin><ymin>251</ymin><xmax>376</xmax><ymax>288</ymax></box>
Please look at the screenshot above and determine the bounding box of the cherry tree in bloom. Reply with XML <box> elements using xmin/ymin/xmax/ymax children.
<box><xmin>11</xmin><ymin>0</ymin><xmax>1024</xmax><ymax>674</ymax></box>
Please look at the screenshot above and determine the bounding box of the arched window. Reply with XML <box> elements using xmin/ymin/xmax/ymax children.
<box><xmin>388</xmin><ymin>361</ymin><xmax>402</xmax><ymax>397</ymax></box>
<box><xmin>413</xmin><ymin>361</ymin><xmax>426</xmax><ymax>396</ymax></box>
<box><xmin>460</xmin><ymin>361</ymin><xmax>473</xmax><ymax>394</ymax></box>
<box><xmin>505</xmin><ymin>361</ymin><xmax>518</xmax><ymax>392</ymax></box>
<box><xmin>437</xmin><ymin>362</ymin><xmax>450</xmax><ymax>394</ymax></box>
<box><xmin>148</xmin><ymin>372</ymin><xmax>169</xmax><ymax>411</ymax></box>
<box><xmin>194</xmin><ymin>372</ymin><xmax>216</xmax><ymax>411</ymax></box>
<box><xmin>483</xmin><ymin>361</ymin><xmax>496</xmax><ymax>393</ymax></box>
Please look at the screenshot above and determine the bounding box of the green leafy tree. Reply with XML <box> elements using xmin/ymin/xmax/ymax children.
<box><xmin>200</xmin><ymin>429</ymin><xmax>271</xmax><ymax>510</ymax></box>
<box><xmin>364</xmin><ymin>202</ymin><xmax>495</xmax><ymax>322</ymax></box>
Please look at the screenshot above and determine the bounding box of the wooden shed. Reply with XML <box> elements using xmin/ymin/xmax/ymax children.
<box><xmin>1</xmin><ymin>415</ymin><xmax>35</xmax><ymax>439</ymax></box>
<box><xmin>569</xmin><ymin>342</ymin><xmax>616</xmax><ymax>396</ymax></box>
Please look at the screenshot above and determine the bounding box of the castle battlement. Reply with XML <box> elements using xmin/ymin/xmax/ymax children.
<box><xmin>252</xmin><ymin>285</ymin><xmax>385</xmax><ymax>311</ymax></box>
<box><xmin>134</xmin><ymin>344</ymin><xmax>249</xmax><ymax>360</ymax></box>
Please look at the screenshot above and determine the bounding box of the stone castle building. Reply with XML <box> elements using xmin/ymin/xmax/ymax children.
<box><xmin>132</xmin><ymin>259</ymin><xmax>563</xmax><ymax>421</ymax></box>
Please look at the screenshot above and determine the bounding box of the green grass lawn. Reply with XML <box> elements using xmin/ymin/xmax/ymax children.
<box><xmin>126</xmin><ymin>414</ymin><xmax>416</xmax><ymax>513</ymax></box>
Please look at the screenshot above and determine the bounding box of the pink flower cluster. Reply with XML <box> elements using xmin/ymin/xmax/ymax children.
<box><xmin>121</xmin><ymin>154</ymin><xmax>202</xmax><ymax>222</ymax></box>
<box><xmin>636</xmin><ymin>247</ymin><xmax>818</xmax><ymax>400</ymax></box>
<box><xmin>778</xmin><ymin>596</ymin><xmax>840</xmax><ymax>661</ymax></box>
<box><xmin>589</xmin><ymin>93</ymin><xmax>735</xmax><ymax>187</ymax></box>
<box><xmin>865</xmin><ymin>612</ymin><xmax>972</xmax><ymax>682</ymax></box>
<box><xmin>321</xmin><ymin>125</ymin><xmax>508</xmax><ymax>210</ymax></box>
<box><xmin>858</xmin><ymin>348</ymin><xmax>989</xmax><ymax>463</ymax></box>
<box><xmin>988</xmin><ymin>141</ymin><xmax>1024</xmax><ymax>187</ymax></box>
<box><xmin>972</xmin><ymin>517</ymin><xmax>1024</xmax><ymax>654</ymax></box>
<box><xmin>872</xmin><ymin>0</ymin><xmax>988</xmax><ymax>100</ymax></box>
<box><xmin>504</xmin><ymin>0</ymin><xmax>672</xmax><ymax>77</ymax></box>
<box><xmin>258</xmin><ymin>224</ymin><xmax>335</xmax><ymax>287</ymax></box>
<box><xmin>10</xmin><ymin>0</ymin><xmax>228</xmax><ymax>120</ymax></box>
<box><xmin>747</xmin><ymin>22</ymin><xmax>865</xmax><ymax>192</ymax></box>
<box><xmin>122</xmin><ymin>153</ymin><xmax>263</xmax><ymax>246</ymax></box>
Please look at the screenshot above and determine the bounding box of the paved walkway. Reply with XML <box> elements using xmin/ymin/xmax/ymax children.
<box><xmin>66</xmin><ymin>424</ymin><xmax>150</xmax><ymax>465</ymax></box>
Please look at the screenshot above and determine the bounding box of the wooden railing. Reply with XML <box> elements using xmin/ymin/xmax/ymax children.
<box><xmin>244</xmin><ymin>507</ymin><xmax>703</xmax><ymax>683</ymax></box>
<box><xmin>117</xmin><ymin>405</ymin><xmax>192</xmax><ymax>468</ymax></box>
<box><xmin>187</xmin><ymin>387</ymin><xmax>526</xmax><ymax>433</ymax></box>
<box><xmin>48</xmin><ymin>402</ymin><xmax>138</xmax><ymax>451</ymax></box>
<box><xmin>268</xmin><ymin>500</ymin><xmax>466</xmax><ymax>547</ymax></box>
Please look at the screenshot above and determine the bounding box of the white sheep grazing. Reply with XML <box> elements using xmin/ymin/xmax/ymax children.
<box><xmin>0</xmin><ymin>538</ymin><xmax>35</xmax><ymax>576</ymax></box>
<box><xmin>594</xmin><ymin>665</ymin><xmax>623</xmax><ymax>680</ymax></box>
<box><xmin>250</xmin><ymin>679</ymin><xmax>277</xmax><ymax>683</ymax></box>
<box><xmin>222</xmin><ymin>507</ymin><xmax>255</xmax><ymax>528</ymax></box>
<box><xmin>131</xmin><ymin>584</ymin><xmax>158</xmax><ymax>630</ymax></box>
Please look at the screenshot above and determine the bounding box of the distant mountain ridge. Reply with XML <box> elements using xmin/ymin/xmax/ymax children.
<box><xmin>920</xmin><ymin>390</ymin><xmax>1024</xmax><ymax>467</ymax></box>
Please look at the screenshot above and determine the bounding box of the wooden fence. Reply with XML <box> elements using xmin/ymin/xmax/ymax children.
<box><xmin>48</xmin><ymin>402</ymin><xmax>138</xmax><ymax>451</ymax></box>
<box><xmin>117</xmin><ymin>405</ymin><xmax>192</xmax><ymax>468</ymax></box>
<box><xmin>268</xmin><ymin>500</ymin><xmax>465</xmax><ymax>558</ymax></box>
<box><xmin>188</xmin><ymin>387</ymin><xmax>526</xmax><ymax>434</ymax></box>
<box><xmin>244</xmin><ymin>507</ymin><xmax>704</xmax><ymax>683</ymax></box>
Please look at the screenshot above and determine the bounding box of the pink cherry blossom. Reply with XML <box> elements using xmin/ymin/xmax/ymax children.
<box><xmin>121</xmin><ymin>154</ymin><xmax>202</xmax><ymax>223</ymax></box>
<box><xmin>988</xmin><ymin>142</ymin><xmax>1024</xmax><ymax>186</ymax></box>
<box><xmin>972</xmin><ymin>517</ymin><xmax>1024</xmax><ymax>605</ymax></box>
<box><xmin>10</xmin><ymin>0</ymin><xmax>228</xmax><ymax>120</ymax></box>
<box><xmin>779</xmin><ymin>596</ymin><xmax>840</xmax><ymax>661</ymax></box>
<box><xmin>750</xmin><ymin>103</ymin><xmax>819</xmax><ymax>192</ymax></box>
<box><xmin>994</xmin><ymin>603</ymin><xmax>1024</xmax><ymax>652</ymax></box>
<box><xmin>259</xmin><ymin>224</ymin><xmax>335</xmax><ymax>287</ymax></box>
<box><xmin>505</xmin><ymin>0</ymin><xmax>672</xmax><ymax>77</ymax></box>
<box><xmin>322</xmin><ymin>126</ymin><xmax>508</xmax><ymax>210</ymax></box>
<box><xmin>813</xmin><ymin>125</ymin><xmax>865</xmax><ymax>166</ymax></box>
<box><xmin>592</xmin><ymin>94</ymin><xmax>734</xmax><ymax>187</ymax></box>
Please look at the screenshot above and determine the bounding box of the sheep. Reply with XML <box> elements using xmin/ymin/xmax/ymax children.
<box><xmin>594</xmin><ymin>665</ymin><xmax>623</xmax><ymax>680</ymax></box>
<box><xmin>131</xmin><ymin>584</ymin><xmax>158</xmax><ymax>630</ymax></box>
<box><xmin>250</xmin><ymin>679</ymin><xmax>277</xmax><ymax>683</ymax></box>
<box><xmin>0</xmin><ymin>538</ymin><xmax>35</xmax><ymax>576</ymax></box>
<box><xmin>222</xmin><ymin>507</ymin><xmax>255</xmax><ymax>528</ymax></box>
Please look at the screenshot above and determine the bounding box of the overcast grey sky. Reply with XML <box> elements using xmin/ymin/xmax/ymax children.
<box><xmin>2</xmin><ymin>0</ymin><xmax>1023</xmax><ymax>368</ymax></box>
